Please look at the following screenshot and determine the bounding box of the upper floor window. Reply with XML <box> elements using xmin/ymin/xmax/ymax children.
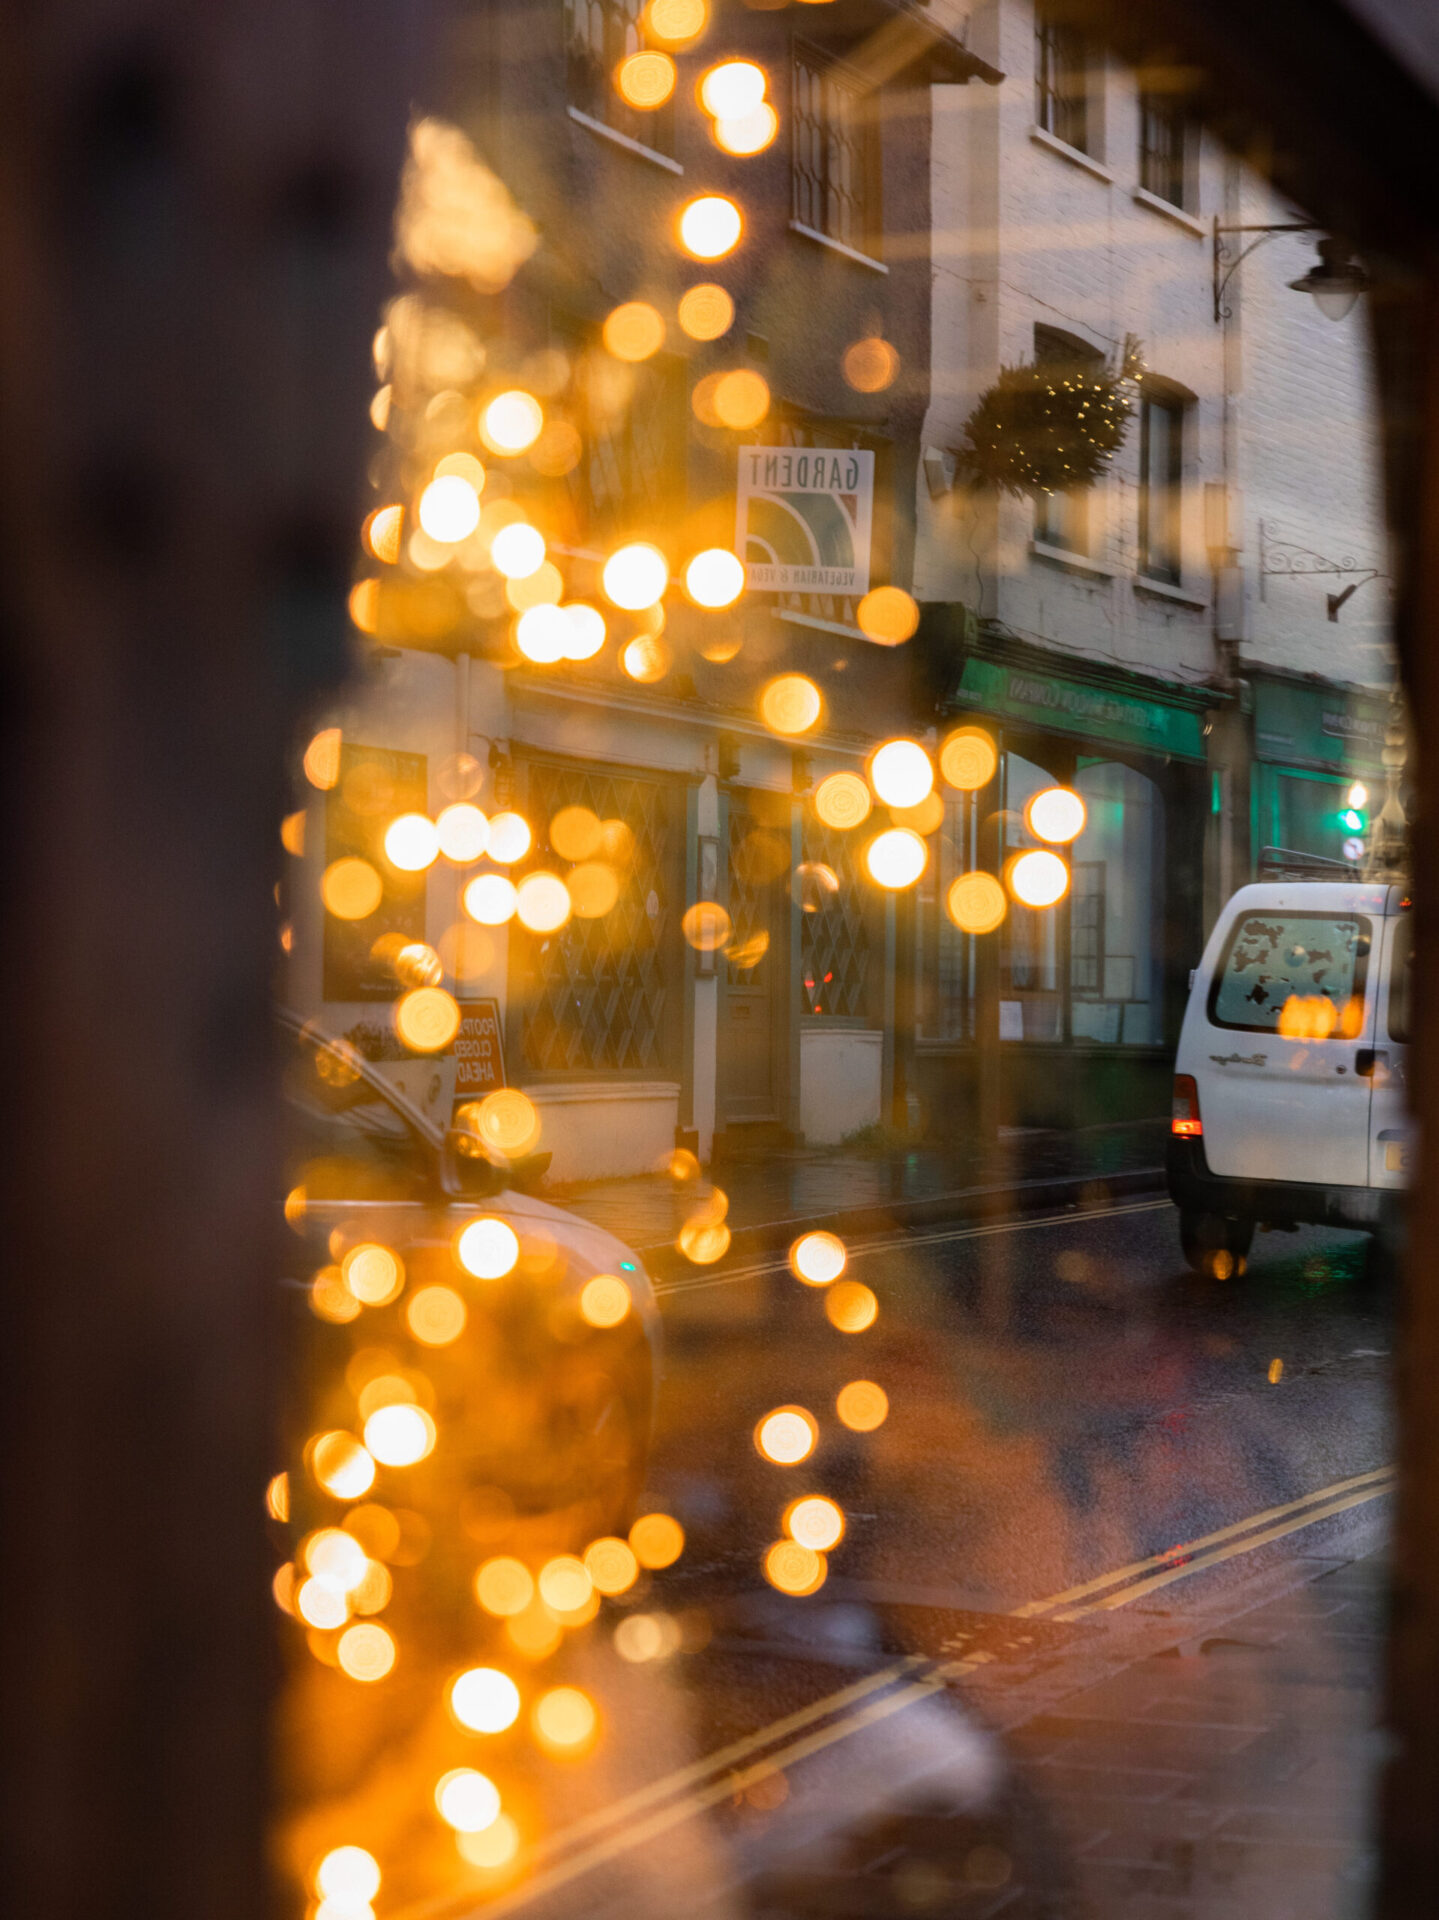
<box><xmin>1138</xmin><ymin>91</ymin><xmax>1190</xmax><ymax>209</ymax></box>
<box><xmin>792</xmin><ymin>43</ymin><xmax>882</xmax><ymax>258</ymax></box>
<box><xmin>1138</xmin><ymin>390</ymin><xmax>1185</xmax><ymax>584</ymax></box>
<box><xmin>1034</xmin><ymin>326</ymin><xmax>1103</xmax><ymax>556</ymax></box>
<box><xmin>1034</xmin><ymin>12</ymin><xmax>1092</xmax><ymax>156</ymax></box>
<box><xmin>565</xmin><ymin>0</ymin><xmax>676</xmax><ymax>156</ymax></box>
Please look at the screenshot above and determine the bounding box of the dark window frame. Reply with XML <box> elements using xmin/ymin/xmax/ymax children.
<box><xmin>1138</xmin><ymin>388</ymin><xmax>1186</xmax><ymax>585</ymax></box>
<box><xmin>564</xmin><ymin>0</ymin><xmax>676</xmax><ymax>158</ymax></box>
<box><xmin>1138</xmin><ymin>89</ymin><xmax>1191</xmax><ymax>209</ymax></box>
<box><xmin>1034</xmin><ymin>11</ymin><xmax>1092</xmax><ymax>156</ymax></box>
<box><xmin>791</xmin><ymin>39</ymin><xmax>883</xmax><ymax>259</ymax></box>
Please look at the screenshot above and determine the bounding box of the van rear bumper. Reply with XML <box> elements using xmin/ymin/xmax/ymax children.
<box><xmin>1166</xmin><ymin>1137</ymin><xmax>1402</xmax><ymax>1235</ymax></box>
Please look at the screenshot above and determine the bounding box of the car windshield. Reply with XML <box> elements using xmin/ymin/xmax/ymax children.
<box><xmin>1209</xmin><ymin>910</ymin><xmax>1371</xmax><ymax>1033</ymax></box>
<box><xmin>283</xmin><ymin>1032</ymin><xmax>434</xmax><ymax>1202</ymax></box>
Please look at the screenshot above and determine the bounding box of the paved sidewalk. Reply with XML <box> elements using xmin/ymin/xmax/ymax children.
<box><xmin>548</xmin><ymin>1117</ymin><xmax>1168</xmax><ymax>1259</ymax></box>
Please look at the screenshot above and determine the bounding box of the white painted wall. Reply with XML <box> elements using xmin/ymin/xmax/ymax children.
<box><xmin>526</xmin><ymin>1081</ymin><xmax>681</xmax><ymax>1183</ymax></box>
<box><xmin>800</xmin><ymin>1028</ymin><xmax>883</xmax><ymax>1144</ymax></box>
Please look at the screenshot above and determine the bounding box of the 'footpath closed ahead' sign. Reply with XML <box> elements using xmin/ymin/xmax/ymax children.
<box><xmin>454</xmin><ymin>998</ymin><xmax>505</xmax><ymax>1099</ymax></box>
<box><xmin>737</xmin><ymin>445</ymin><xmax>874</xmax><ymax>594</ymax></box>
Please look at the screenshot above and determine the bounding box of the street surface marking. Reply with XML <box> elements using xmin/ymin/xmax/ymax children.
<box><xmin>654</xmin><ymin>1196</ymin><xmax>1174</xmax><ymax>1298</ymax></box>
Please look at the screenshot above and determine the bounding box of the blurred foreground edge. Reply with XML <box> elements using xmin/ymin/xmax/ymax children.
<box><xmin>3</xmin><ymin>3</ymin><xmax>1439</xmax><ymax>1919</ymax></box>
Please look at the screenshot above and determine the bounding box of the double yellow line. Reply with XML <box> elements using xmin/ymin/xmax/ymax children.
<box><xmin>401</xmin><ymin>1463</ymin><xmax>1393</xmax><ymax>1919</ymax></box>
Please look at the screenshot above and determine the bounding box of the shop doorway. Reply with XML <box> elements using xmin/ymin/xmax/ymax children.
<box><xmin>718</xmin><ymin>792</ymin><xmax>788</xmax><ymax>1126</ymax></box>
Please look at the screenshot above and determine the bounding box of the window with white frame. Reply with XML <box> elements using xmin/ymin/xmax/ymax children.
<box><xmin>1034</xmin><ymin>11</ymin><xmax>1093</xmax><ymax>156</ymax></box>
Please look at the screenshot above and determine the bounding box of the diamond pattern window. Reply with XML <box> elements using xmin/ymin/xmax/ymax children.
<box><xmin>801</xmin><ymin>816</ymin><xmax>872</xmax><ymax>1019</ymax></box>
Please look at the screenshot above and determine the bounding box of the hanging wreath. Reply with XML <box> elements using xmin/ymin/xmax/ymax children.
<box><xmin>956</xmin><ymin>335</ymin><xmax>1144</xmax><ymax>497</ymax></box>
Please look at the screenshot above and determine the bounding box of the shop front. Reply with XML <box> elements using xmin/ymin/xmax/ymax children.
<box><xmin>1248</xmin><ymin>669</ymin><xmax>1394</xmax><ymax>868</ymax></box>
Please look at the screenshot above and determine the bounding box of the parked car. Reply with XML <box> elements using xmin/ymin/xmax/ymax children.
<box><xmin>277</xmin><ymin>1010</ymin><xmax>658</xmax><ymax>1539</ymax></box>
<box><xmin>1167</xmin><ymin>870</ymin><xmax>1411</xmax><ymax>1275</ymax></box>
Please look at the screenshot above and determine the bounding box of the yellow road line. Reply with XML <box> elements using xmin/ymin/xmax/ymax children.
<box><xmin>1014</xmin><ymin>1464</ymin><xmax>1395</xmax><ymax>1618</ymax></box>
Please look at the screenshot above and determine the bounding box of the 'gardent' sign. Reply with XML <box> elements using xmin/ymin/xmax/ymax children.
<box><xmin>737</xmin><ymin>446</ymin><xmax>874</xmax><ymax>594</ymax></box>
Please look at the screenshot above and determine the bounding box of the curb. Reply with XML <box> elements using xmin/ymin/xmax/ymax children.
<box><xmin>637</xmin><ymin>1164</ymin><xmax>1169</xmax><ymax>1283</ymax></box>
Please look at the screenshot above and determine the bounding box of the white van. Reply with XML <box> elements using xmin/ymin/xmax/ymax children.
<box><xmin>1167</xmin><ymin>869</ymin><xmax>1411</xmax><ymax>1273</ymax></box>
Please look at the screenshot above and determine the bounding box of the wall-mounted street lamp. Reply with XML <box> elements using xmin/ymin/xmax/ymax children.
<box><xmin>1213</xmin><ymin>221</ymin><xmax>1369</xmax><ymax>324</ymax></box>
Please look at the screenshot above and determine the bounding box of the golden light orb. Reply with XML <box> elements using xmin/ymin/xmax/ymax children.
<box><xmin>296</xmin><ymin>1577</ymin><xmax>348</xmax><ymax>1629</ymax></box>
<box><xmin>679</xmin><ymin>193</ymin><xmax>743</xmax><ymax>260</ymax></box>
<box><xmin>647</xmin><ymin>0</ymin><xmax>707</xmax><ymax>43</ymax></box>
<box><xmin>369</xmin><ymin>383</ymin><xmax>391</xmax><ymax>431</ymax></box>
<box><xmin>939</xmin><ymin>724</ymin><xmax>998</xmax><ymax>792</ymax></box>
<box><xmin>265</xmin><ymin>1471</ymin><xmax>290</xmax><ymax>1522</ymax></box>
<box><xmin>486</xmin><ymin>812</ymin><xmax>532</xmax><ymax>863</ymax></box>
<box><xmin>475</xmin><ymin>1557</ymin><xmax>535</xmax><ymax>1617</ymax></box>
<box><xmin>364</xmin><ymin>505</ymin><xmax>404</xmax><ymax>566</ymax></box>
<box><xmin>785</xmin><ymin>1495</ymin><xmax>845</xmax><ymax>1552</ymax></box>
<box><xmin>436</xmin><ymin>802</ymin><xmax>489</xmax><ymax>863</ymax></box>
<box><xmin>304</xmin><ymin>727</ymin><xmax>343</xmax><ymax>790</ymax></box>
<box><xmin>602</xmin><ymin>542</ymin><xmax>670</xmax><ymax>610</ymax></box>
<box><xmin>699</xmin><ymin>59</ymin><xmax>766</xmax><ymax>118</ymax></box>
<box><xmin>1008</xmin><ymin>848</ymin><xmax>1070</xmax><ymax>908</ymax></box>
<box><xmin>714</xmin><ymin>103</ymin><xmax>779</xmax><ymax>155</ymax></box>
<box><xmin>315</xmin><ymin>1846</ymin><xmax>381</xmax><ymax>1906</ymax></box>
<box><xmin>677</xmin><ymin>282</ymin><xmax>735</xmax><ymax>341</ymax></box>
<box><xmin>614</xmin><ymin>1610</ymin><xmax>682</xmax><ymax>1662</ymax></box>
<box><xmin>684</xmin><ymin>548</ymin><xmax>745</xmax><ymax>608</ymax></box>
<box><xmin>790</xmin><ymin>1230</ymin><xmax>847</xmax><ymax>1286</ymax></box>
<box><xmin>480</xmin><ymin>390</ymin><xmax>544</xmax><ymax>455</ymax></box>
<box><xmin>435</xmin><ymin>450</ymin><xmax>486</xmax><ymax>489</ymax></box>
<box><xmin>395</xmin><ymin>986</ymin><xmax>462</xmax><ymax>1053</ymax></box>
<box><xmin>1024</xmin><ymin>786</ymin><xmax>1087</xmax><ymax>845</ymax></box>
<box><xmin>306</xmin><ymin>1526</ymin><xmax>370</xmax><ymax>1593</ymax></box>
<box><xmin>418</xmin><ymin>475</ymin><xmax>481</xmax><ymax>544</ymax></box>
<box><xmin>763</xmin><ymin>1539</ymin><xmax>827</xmax><ymax>1596</ymax></box>
<box><xmin>534</xmin><ymin>1686</ymin><xmax>598</xmax><ymax>1753</ymax></box>
<box><xmin>622</xmin><ymin>634</ymin><xmax>672</xmax><ymax>682</ymax></box>
<box><xmin>456</xmin><ymin>1216</ymin><xmax>521</xmax><ymax>1280</ymax></box>
<box><xmin>836</xmin><ymin>1379</ymin><xmax>889</xmax><ymax>1431</ymax></box>
<box><xmin>466</xmin><ymin>1087</ymin><xmax>541</xmax><ymax>1155</ymax></box>
<box><xmin>712</xmin><ymin>368</ymin><xmax>770</xmax><ymax>429</ymax></box>
<box><xmin>562</xmin><ymin>602</ymin><xmax>607</xmax><ymax>659</ymax></box>
<box><xmin>629</xmin><ymin>1511</ymin><xmax>686</xmax><ymax>1569</ymax></box>
<box><xmin>321</xmin><ymin>857</ymin><xmax>382</xmax><ymax>921</ymax></box>
<box><xmin>348</xmin><ymin>578</ymin><xmax>379</xmax><ymax>635</ymax></box>
<box><xmin>549</xmin><ymin>804</ymin><xmax>602</xmax><ymax>862</ymax></box>
<box><xmin>869</xmin><ymin>739</ymin><xmax>933</xmax><ymax>808</ymax></box>
<box><xmin>311</xmin><ymin>1431</ymin><xmax>376</xmax><ymax>1500</ymax></box>
<box><xmin>450</xmin><ymin>1666</ymin><xmax>521</xmax><ymax>1734</ymax></box>
<box><xmin>568</xmin><ymin>861</ymin><xmax>620</xmax><ymax>918</ymax></box>
<box><xmin>603</xmin><ymin>300</ymin><xmax>667</xmax><ymax>361</ymax></box>
<box><xmin>681</xmin><ymin>900</ymin><xmax>732</xmax><ymax>952</ymax></box>
<box><xmin>616</xmin><ymin>50</ymin><xmax>676</xmax><ymax>109</ymax></box>
<box><xmin>866</xmin><ymin>828</ymin><xmax>927</xmax><ymax>889</ymax></box>
<box><xmin>490</xmin><ymin>521</ymin><xmax>546</xmax><ymax>579</ymax></box>
<box><xmin>537</xmin><ymin>1556</ymin><xmax>592</xmax><ymax>1613</ymax></box>
<box><xmin>843</xmin><ymin>337</ymin><xmax>901</xmax><ymax>393</ymax></box>
<box><xmin>856</xmin><ymin>584</ymin><xmax>919</xmax><ymax>645</ymax></box>
<box><xmin>826</xmin><ymin>1279</ymin><xmax>879</xmax><ymax>1332</ymax></box>
<box><xmin>515</xmin><ymin>871</ymin><xmax>571</xmax><ymax>933</ymax></box>
<box><xmin>814</xmin><ymin>771</ymin><xmax>872</xmax><ymax>831</ymax></box>
<box><xmin>755</xmin><ymin>1406</ymin><xmax>818</xmax><ymax>1465</ymax></box>
<box><xmin>363</xmin><ymin>1403</ymin><xmax>436</xmax><ymax>1468</ymax></box>
<box><xmin>456</xmin><ymin>1813</ymin><xmax>520</xmax><ymax>1871</ymax></box>
<box><xmin>506</xmin><ymin>560</ymin><xmax>563</xmax><ymax>613</ymax></box>
<box><xmin>580</xmin><ymin>1274</ymin><xmax>632</xmax><ymax>1327</ymax></box>
<box><xmin>435</xmin><ymin>1768</ymin><xmax>502</xmax><ymax>1834</ymax></box>
<box><xmin>584</xmin><ymin>1536</ymin><xmax>640</xmax><ymax>1595</ymax></box>
<box><xmin>463</xmin><ymin>873</ymin><xmax>518</xmax><ymax>924</ymax></box>
<box><xmin>406</xmin><ymin>1284</ymin><xmax>468</xmax><ymax>1347</ymax></box>
<box><xmin>337</xmin><ymin>1622</ymin><xmax>396</xmax><ymax>1682</ymax></box>
<box><xmin>342</xmin><ymin>1242</ymin><xmax>405</xmax><ymax>1307</ymax></box>
<box><xmin>761</xmin><ymin>673</ymin><xmax>822</xmax><ymax>735</ymax></box>
<box><xmin>947</xmin><ymin>871</ymin><xmax>1007</xmax><ymax>935</ymax></box>
<box><xmin>514</xmin><ymin>603</ymin><xmax>570</xmax><ymax>663</ymax></box>
<box><xmin>384</xmin><ymin>812</ymin><xmax>440</xmax><ymax>871</ymax></box>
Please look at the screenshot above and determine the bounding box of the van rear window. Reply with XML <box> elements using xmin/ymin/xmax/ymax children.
<box><xmin>1208</xmin><ymin>911</ymin><xmax>1371</xmax><ymax>1034</ymax></box>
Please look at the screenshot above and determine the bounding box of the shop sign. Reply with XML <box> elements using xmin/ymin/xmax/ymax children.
<box><xmin>454</xmin><ymin>997</ymin><xmax>505</xmax><ymax>1099</ymax></box>
<box><xmin>736</xmin><ymin>446</ymin><xmax>874</xmax><ymax>594</ymax></box>
<box><xmin>1253</xmin><ymin>678</ymin><xmax>1389</xmax><ymax>772</ymax></box>
<box><xmin>955</xmin><ymin>657</ymin><xmax>1207</xmax><ymax>761</ymax></box>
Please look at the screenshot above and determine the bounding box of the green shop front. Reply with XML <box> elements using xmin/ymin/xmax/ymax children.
<box><xmin>1248</xmin><ymin>670</ymin><xmax>1392</xmax><ymax>866</ymax></box>
<box><xmin>912</xmin><ymin>638</ymin><xmax>1213</xmax><ymax>1135</ymax></box>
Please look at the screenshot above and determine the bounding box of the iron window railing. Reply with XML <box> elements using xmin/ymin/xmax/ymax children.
<box><xmin>792</xmin><ymin>43</ymin><xmax>881</xmax><ymax>257</ymax></box>
<box><xmin>565</xmin><ymin>0</ymin><xmax>676</xmax><ymax>157</ymax></box>
<box><xmin>1034</xmin><ymin>13</ymin><xmax>1091</xmax><ymax>155</ymax></box>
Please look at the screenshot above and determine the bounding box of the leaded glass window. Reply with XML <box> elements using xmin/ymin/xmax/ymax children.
<box><xmin>1035</xmin><ymin>13</ymin><xmax>1091</xmax><ymax>155</ymax></box>
<box><xmin>565</xmin><ymin>0</ymin><xmax>676</xmax><ymax>156</ymax></box>
<box><xmin>792</xmin><ymin>44</ymin><xmax>881</xmax><ymax>258</ymax></box>
<box><xmin>801</xmin><ymin>815</ymin><xmax>871</xmax><ymax>1018</ymax></box>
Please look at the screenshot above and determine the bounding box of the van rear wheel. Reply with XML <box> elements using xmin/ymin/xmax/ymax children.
<box><xmin>1179</xmin><ymin>1210</ymin><xmax>1254</xmax><ymax>1279</ymax></box>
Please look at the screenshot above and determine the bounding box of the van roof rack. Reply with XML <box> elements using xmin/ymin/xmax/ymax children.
<box><xmin>1256</xmin><ymin>846</ymin><xmax>1360</xmax><ymax>882</ymax></box>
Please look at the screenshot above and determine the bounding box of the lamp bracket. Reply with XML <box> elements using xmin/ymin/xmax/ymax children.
<box><xmin>1212</xmin><ymin>219</ymin><xmax>1318</xmax><ymax>323</ymax></box>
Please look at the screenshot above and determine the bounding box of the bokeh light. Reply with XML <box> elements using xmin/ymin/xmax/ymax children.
<box><xmin>312</xmin><ymin>1432</ymin><xmax>377</xmax><ymax>1500</ymax></box>
<box><xmin>814</xmin><ymin>771</ymin><xmax>872</xmax><ymax>830</ymax></box>
<box><xmin>515</xmin><ymin>604</ymin><xmax>570</xmax><ymax>663</ymax></box>
<box><xmin>304</xmin><ymin>727</ymin><xmax>343</xmax><ymax>790</ymax></box>
<box><xmin>456</xmin><ymin>1814</ymin><xmax>520</xmax><ymax>1871</ymax></box>
<box><xmin>395</xmin><ymin>986</ymin><xmax>462</xmax><ymax>1052</ymax></box>
<box><xmin>550</xmin><ymin>804</ymin><xmax>602</xmax><ymax>861</ymax></box>
<box><xmin>364</xmin><ymin>505</ymin><xmax>404</xmax><ymax>566</ymax></box>
<box><xmin>348</xmin><ymin>578</ymin><xmax>379</xmax><ymax>634</ymax></box>
<box><xmin>843</xmin><ymin>337</ymin><xmax>901</xmax><ymax>393</ymax></box>
<box><xmin>306</xmin><ymin>1526</ymin><xmax>369</xmax><ymax>1592</ymax></box>
<box><xmin>266</xmin><ymin>1472</ymin><xmax>290</xmax><ymax>1521</ymax></box>
<box><xmin>450</xmin><ymin>1666</ymin><xmax>521</xmax><ymax>1733</ymax></box>
<box><xmin>755</xmin><ymin>1406</ymin><xmax>818</xmax><ymax>1465</ymax></box>
<box><xmin>699</xmin><ymin>60</ymin><xmax>766</xmax><ymax>118</ymax></box>
<box><xmin>406</xmin><ymin>1285</ymin><xmax>468</xmax><ymax>1346</ymax></box>
<box><xmin>515</xmin><ymin>871</ymin><xmax>571</xmax><ymax>932</ymax></box>
<box><xmin>436</xmin><ymin>802</ymin><xmax>489</xmax><ymax>862</ymax></box>
<box><xmin>315</xmin><ymin>1847</ymin><xmax>381</xmax><ymax>1907</ymax></box>
<box><xmin>761</xmin><ymin>674</ymin><xmax>822</xmax><ymax>735</ymax></box>
<box><xmin>322</xmin><ymin>858</ymin><xmax>383</xmax><ymax>920</ymax></box>
<box><xmin>603</xmin><ymin>542</ymin><xmax>669</xmax><ymax>610</ymax></box>
<box><xmin>296</xmin><ymin>1578</ymin><xmax>348</xmax><ymax>1629</ymax></box>
<box><xmin>385</xmin><ymin>813</ymin><xmax>440</xmax><ymax>871</ymax></box>
<box><xmin>856</xmin><ymin>584</ymin><xmax>919</xmax><ymax>644</ymax></box>
<box><xmin>435</xmin><ymin>451</ymin><xmax>486</xmax><ymax>489</ymax></box>
<box><xmin>678</xmin><ymin>282</ymin><xmax>735</xmax><ymax>340</ymax></box>
<box><xmin>481</xmin><ymin>390</ymin><xmax>544</xmax><ymax>454</ymax></box>
<box><xmin>647</xmin><ymin>0</ymin><xmax>707</xmax><ymax>42</ymax></box>
<box><xmin>630</xmin><ymin>1512</ymin><xmax>685</xmax><ymax>1568</ymax></box>
<box><xmin>869</xmin><ymin>739</ymin><xmax>933</xmax><ymax>807</ymax></box>
<box><xmin>714</xmin><ymin>104</ymin><xmax>779</xmax><ymax>154</ymax></box>
<box><xmin>486</xmin><ymin>812</ymin><xmax>532</xmax><ymax>863</ymax></box>
<box><xmin>866</xmin><ymin>828</ymin><xmax>927</xmax><ymax>888</ymax></box>
<box><xmin>490</xmin><ymin>522</ymin><xmax>546</xmax><ymax>578</ymax></box>
<box><xmin>537</xmin><ymin>1556</ymin><xmax>592</xmax><ymax>1612</ymax></box>
<box><xmin>580</xmin><ymin>1274</ymin><xmax>632</xmax><ymax>1327</ymax></box>
<box><xmin>614</xmin><ymin>1610</ymin><xmax>683</xmax><ymax>1661</ymax></box>
<box><xmin>337</xmin><ymin>1622</ymin><xmax>396</xmax><ymax>1682</ymax></box>
<box><xmin>1024</xmin><ymin>786</ymin><xmax>1087</xmax><ymax>845</ymax></box>
<box><xmin>436</xmin><ymin>1768</ymin><xmax>502</xmax><ymax>1833</ymax></box>
<box><xmin>947</xmin><ymin>871</ymin><xmax>1007</xmax><ymax>935</ymax></box>
<box><xmin>622</xmin><ymin>634</ymin><xmax>672</xmax><ymax>682</ymax></box>
<box><xmin>939</xmin><ymin>725</ymin><xmax>999</xmax><ymax>791</ymax></box>
<box><xmin>785</xmin><ymin>1495</ymin><xmax>845</xmax><ymax>1551</ymax></box>
<box><xmin>711</xmin><ymin>368</ymin><xmax>770</xmax><ymax>428</ymax></box>
<box><xmin>562</xmin><ymin>601</ymin><xmax>607</xmax><ymax>659</ymax></box>
<box><xmin>463</xmin><ymin>873</ymin><xmax>518</xmax><ymax>924</ymax></box>
<box><xmin>534</xmin><ymin>1686</ymin><xmax>598</xmax><ymax>1753</ymax></box>
<box><xmin>616</xmin><ymin>51</ymin><xmax>676</xmax><ymax>109</ymax></box>
<box><xmin>679</xmin><ymin>194</ymin><xmax>743</xmax><ymax>260</ymax></box>
<box><xmin>836</xmin><ymin>1379</ymin><xmax>889</xmax><ymax>1431</ymax></box>
<box><xmin>475</xmin><ymin>1557</ymin><xmax>535</xmax><ymax>1617</ymax></box>
<box><xmin>790</xmin><ymin>1230</ymin><xmax>847</xmax><ymax>1286</ymax></box>
<box><xmin>468</xmin><ymin>1087</ymin><xmax>541</xmax><ymax>1155</ymax></box>
<box><xmin>506</xmin><ymin>560</ymin><xmax>563</xmax><ymax>612</ymax></box>
<box><xmin>764</xmin><ymin>1539</ymin><xmax>827</xmax><ymax>1596</ymax></box>
<box><xmin>363</xmin><ymin>1403</ymin><xmax>436</xmax><ymax>1467</ymax></box>
<box><xmin>457</xmin><ymin>1217</ymin><xmax>521</xmax><ymax>1279</ymax></box>
<box><xmin>682</xmin><ymin>901</ymin><xmax>732</xmax><ymax>951</ymax></box>
<box><xmin>1008</xmin><ymin>848</ymin><xmax>1070</xmax><ymax>907</ymax></box>
<box><xmin>418</xmin><ymin>475</ymin><xmax>481</xmax><ymax>543</ymax></box>
<box><xmin>585</xmin><ymin>1536</ymin><xmax>640</xmax><ymax>1595</ymax></box>
<box><xmin>342</xmin><ymin>1243</ymin><xmax>405</xmax><ymax>1306</ymax></box>
<box><xmin>684</xmin><ymin>548</ymin><xmax>745</xmax><ymax>607</ymax></box>
<box><xmin>603</xmin><ymin>300</ymin><xmax>667</xmax><ymax>360</ymax></box>
<box><xmin>826</xmin><ymin>1280</ymin><xmax>879</xmax><ymax>1332</ymax></box>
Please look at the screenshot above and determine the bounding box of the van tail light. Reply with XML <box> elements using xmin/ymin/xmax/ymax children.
<box><xmin>1171</xmin><ymin>1074</ymin><xmax>1202</xmax><ymax>1137</ymax></box>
